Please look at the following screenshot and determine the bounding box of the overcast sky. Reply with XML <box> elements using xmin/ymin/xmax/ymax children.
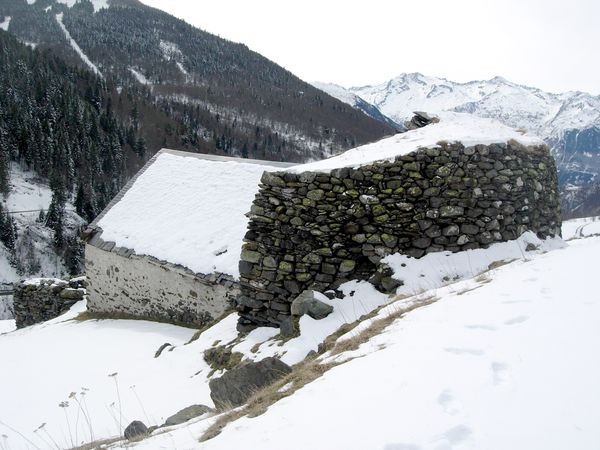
<box><xmin>140</xmin><ymin>0</ymin><xmax>599</xmax><ymax>94</ymax></box>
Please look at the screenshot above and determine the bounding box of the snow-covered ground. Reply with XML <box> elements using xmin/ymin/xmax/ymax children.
<box><xmin>0</xmin><ymin>319</ymin><xmax>15</xmax><ymax>333</ymax></box>
<box><xmin>117</xmin><ymin>231</ymin><xmax>600</xmax><ymax>450</ymax></box>
<box><xmin>561</xmin><ymin>215</ymin><xmax>600</xmax><ymax>240</ymax></box>
<box><xmin>55</xmin><ymin>13</ymin><xmax>102</xmax><ymax>77</ymax></box>
<box><xmin>0</xmin><ymin>218</ymin><xmax>593</xmax><ymax>449</ymax></box>
<box><xmin>192</xmin><ymin>236</ymin><xmax>600</xmax><ymax>450</ymax></box>
<box><xmin>97</xmin><ymin>152</ymin><xmax>288</xmax><ymax>278</ymax></box>
<box><xmin>296</xmin><ymin>112</ymin><xmax>542</xmax><ymax>172</ymax></box>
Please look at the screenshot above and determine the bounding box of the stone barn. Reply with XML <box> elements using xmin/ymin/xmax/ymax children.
<box><xmin>83</xmin><ymin>149</ymin><xmax>292</xmax><ymax>326</ymax></box>
<box><xmin>237</xmin><ymin>114</ymin><xmax>562</xmax><ymax>332</ymax></box>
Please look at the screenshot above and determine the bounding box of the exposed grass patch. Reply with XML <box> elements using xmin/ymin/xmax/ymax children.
<box><xmin>68</xmin><ymin>435</ymin><xmax>121</xmax><ymax>449</ymax></box>
<box><xmin>199</xmin><ymin>294</ymin><xmax>437</xmax><ymax>443</ymax></box>
<box><xmin>72</xmin><ymin>311</ymin><xmax>201</xmax><ymax>330</ymax></box>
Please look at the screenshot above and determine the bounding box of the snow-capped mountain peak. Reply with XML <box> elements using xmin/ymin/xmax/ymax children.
<box><xmin>316</xmin><ymin>73</ymin><xmax>600</xmax><ymax>192</ymax></box>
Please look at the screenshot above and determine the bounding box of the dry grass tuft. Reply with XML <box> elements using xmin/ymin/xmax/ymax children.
<box><xmin>200</xmin><ymin>359</ymin><xmax>335</xmax><ymax>442</ymax></box>
<box><xmin>72</xmin><ymin>310</ymin><xmax>201</xmax><ymax>330</ymax></box>
<box><xmin>68</xmin><ymin>436</ymin><xmax>122</xmax><ymax>449</ymax></box>
<box><xmin>199</xmin><ymin>294</ymin><xmax>438</xmax><ymax>443</ymax></box>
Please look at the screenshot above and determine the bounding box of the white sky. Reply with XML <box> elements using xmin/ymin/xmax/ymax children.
<box><xmin>139</xmin><ymin>0</ymin><xmax>600</xmax><ymax>94</ymax></box>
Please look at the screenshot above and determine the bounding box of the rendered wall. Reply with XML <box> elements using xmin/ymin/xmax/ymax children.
<box><xmin>85</xmin><ymin>245</ymin><xmax>237</xmax><ymax>326</ymax></box>
<box><xmin>237</xmin><ymin>141</ymin><xmax>562</xmax><ymax>331</ymax></box>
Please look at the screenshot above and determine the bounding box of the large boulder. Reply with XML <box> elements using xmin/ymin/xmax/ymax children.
<box><xmin>209</xmin><ymin>357</ymin><xmax>292</xmax><ymax>409</ymax></box>
<box><xmin>290</xmin><ymin>290</ymin><xmax>333</xmax><ymax>320</ymax></box>
<box><xmin>163</xmin><ymin>405</ymin><xmax>213</xmax><ymax>427</ymax></box>
<box><xmin>124</xmin><ymin>420</ymin><xmax>148</xmax><ymax>440</ymax></box>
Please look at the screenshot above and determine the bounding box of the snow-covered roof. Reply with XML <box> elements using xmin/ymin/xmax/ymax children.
<box><xmin>295</xmin><ymin>112</ymin><xmax>544</xmax><ymax>173</ymax></box>
<box><xmin>93</xmin><ymin>150</ymin><xmax>293</xmax><ymax>278</ymax></box>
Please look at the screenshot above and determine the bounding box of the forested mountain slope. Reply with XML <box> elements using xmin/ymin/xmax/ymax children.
<box><xmin>0</xmin><ymin>0</ymin><xmax>394</xmax><ymax>164</ymax></box>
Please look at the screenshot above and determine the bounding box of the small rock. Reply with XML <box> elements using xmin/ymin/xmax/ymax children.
<box><xmin>163</xmin><ymin>405</ymin><xmax>213</xmax><ymax>427</ymax></box>
<box><xmin>124</xmin><ymin>420</ymin><xmax>148</xmax><ymax>440</ymax></box>
<box><xmin>209</xmin><ymin>357</ymin><xmax>292</xmax><ymax>408</ymax></box>
<box><xmin>291</xmin><ymin>290</ymin><xmax>333</xmax><ymax>320</ymax></box>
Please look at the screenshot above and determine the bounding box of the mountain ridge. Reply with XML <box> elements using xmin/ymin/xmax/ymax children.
<box><xmin>316</xmin><ymin>72</ymin><xmax>600</xmax><ymax>217</ymax></box>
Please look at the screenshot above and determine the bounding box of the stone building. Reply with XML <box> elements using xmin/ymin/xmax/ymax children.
<box><xmin>83</xmin><ymin>149</ymin><xmax>292</xmax><ymax>326</ymax></box>
<box><xmin>236</xmin><ymin>115</ymin><xmax>562</xmax><ymax>332</ymax></box>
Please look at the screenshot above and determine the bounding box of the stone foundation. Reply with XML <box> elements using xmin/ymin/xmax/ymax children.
<box><xmin>237</xmin><ymin>141</ymin><xmax>562</xmax><ymax>331</ymax></box>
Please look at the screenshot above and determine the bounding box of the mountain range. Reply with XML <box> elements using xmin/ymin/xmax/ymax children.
<box><xmin>316</xmin><ymin>74</ymin><xmax>600</xmax><ymax>217</ymax></box>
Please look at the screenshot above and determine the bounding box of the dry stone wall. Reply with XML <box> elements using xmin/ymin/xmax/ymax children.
<box><xmin>237</xmin><ymin>141</ymin><xmax>561</xmax><ymax>332</ymax></box>
<box><xmin>13</xmin><ymin>277</ymin><xmax>86</xmax><ymax>328</ymax></box>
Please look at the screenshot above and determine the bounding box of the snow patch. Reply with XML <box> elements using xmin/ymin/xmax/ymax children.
<box><xmin>159</xmin><ymin>40</ymin><xmax>183</xmax><ymax>60</ymax></box>
<box><xmin>295</xmin><ymin>112</ymin><xmax>542</xmax><ymax>172</ymax></box>
<box><xmin>55</xmin><ymin>13</ymin><xmax>102</xmax><ymax>77</ymax></box>
<box><xmin>0</xmin><ymin>16</ymin><xmax>11</xmax><ymax>31</ymax></box>
<box><xmin>54</xmin><ymin>0</ymin><xmax>109</xmax><ymax>13</ymax></box>
<box><xmin>129</xmin><ymin>67</ymin><xmax>151</xmax><ymax>85</ymax></box>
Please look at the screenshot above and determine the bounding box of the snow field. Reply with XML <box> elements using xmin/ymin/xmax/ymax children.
<box><xmin>124</xmin><ymin>235</ymin><xmax>600</xmax><ymax>450</ymax></box>
<box><xmin>0</xmin><ymin>229</ymin><xmax>570</xmax><ymax>449</ymax></box>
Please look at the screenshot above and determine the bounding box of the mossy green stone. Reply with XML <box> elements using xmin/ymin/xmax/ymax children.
<box><xmin>339</xmin><ymin>260</ymin><xmax>356</xmax><ymax>273</ymax></box>
<box><xmin>240</xmin><ymin>249</ymin><xmax>261</xmax><ymax>263</ymax></box>
<box><xmin>307</xmin><ymin>189</ymin><xmax>325</xmax><ymax>201</ymax></box>
<box><xmin>278</xmin><ymin>261</ymin><xmax>294</xmax><ymax>272</ymax></box>
<box><xmin>296</xmin><ymin>272</ymin><xmax>313</xmax><ymax>282</ymax></box>
<box><xmin>372</xmin><ymin>204</ymin><xmax>387</xmax><ymax>216</ymax></box>
<box><xmin>374</xmin><ymin>214</ymin><xmax>390</xmax><ymax>223</ymax></box>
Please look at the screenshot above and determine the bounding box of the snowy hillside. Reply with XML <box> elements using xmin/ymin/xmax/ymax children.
<box><xmin>0</xmin><ymin>164</ymin><xmax>85</xmax><ymax>285</ymax></box>
<box><xmin>2</xmin><ymin>218</ymin><xmax>599</xmax><ymax>449</ymax></box>
<box><xmin>312</xmin><ymin>82</ymin><xmax>401</xmax><ymax>130</ymax></box>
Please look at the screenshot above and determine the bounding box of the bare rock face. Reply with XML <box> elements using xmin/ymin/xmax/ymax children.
<box><xmin>209</xmin><ymin>357</ymin><xmax>292</xmax><ymax>409</ymax></box>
